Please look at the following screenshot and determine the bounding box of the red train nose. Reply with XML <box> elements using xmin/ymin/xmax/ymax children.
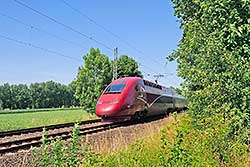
<box><xmin>96</xmin><ymin>102</ymin><xmax>121</xmax><ymax>117</ymax></box>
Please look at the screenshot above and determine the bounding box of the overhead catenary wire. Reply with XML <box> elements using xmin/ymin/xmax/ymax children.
<box><xmin>14</xmin><ymin>0</ymin><xmax>164</xmax><ymax>68</ymax></box>
<box><xmin>13</xmin><ymin>0</ymin><xmax>113</xmax><ymax>52</ymax></box>
<box><xmin>139</xmin><ymin>64</ymin><xmax>161</xmax><ymax>76</ymax></box>
<box><xmin>59</xmin><ymin>0</ymin><xmax>142</xmax><ymax>54</ymax></box>
<box><xmin>0</xmin><ymin>34</ymin><xmax>81</xmax><ymax>62</ymax></box>
<box><xmin>0</xmin><ymin>12</ymin><xmax>86</xmax><ymax>49</ymax></box>
<box><xmin>59</xmin><ymin>0</ymin><xmax>164</xmax><ymax>66</ymax></box>
<box><xmin>12</xmin><ymin>0</ymin><xmax>168</xmax><ymax>84</ymax></box>
<box><xmin>0</xmin><ymin>32</ymin><xmax>163</xmax><ymax>82</ymax></box>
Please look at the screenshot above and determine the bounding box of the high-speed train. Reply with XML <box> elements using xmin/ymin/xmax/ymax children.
<box><xmin>96</xmin><ymin>77</ymin><xmax>187</xmax><ymax>122</ymax></box>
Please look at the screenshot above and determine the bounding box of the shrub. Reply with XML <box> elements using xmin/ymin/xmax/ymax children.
<box><xmin>36</xmin><ymin>124</ymin><xmax>86</xmax><ymax>167</ymax></box>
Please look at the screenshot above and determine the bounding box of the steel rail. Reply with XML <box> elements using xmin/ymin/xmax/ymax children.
<box><xmin>0</xmin><ymin>119</ymin><xmax>101</xmax><ymax>138</ymax></box>
<box><xmin>0</xmin><ymin>121</ymin><xmax>126</xmax><ymax>154</ymax></box>
<box><xmin>0</xmin><ymin>114</ymin><xmax>166</xmax><ymax>155</ymax></box>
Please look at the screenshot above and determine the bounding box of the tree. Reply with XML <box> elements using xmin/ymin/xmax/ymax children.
<box><xmin>75</xmin><ymin>48</ymin><xmax>112</xmax><ymax>112</ymax></box>
<box><xmin>0</xmin><ymin>99</ymin><xmax>3</xmax><ymax>110</ymax></box>
<box><xmin>169</xmin><ymin>0</ymin><xmax>249</xmax><ymax>143</ymax></box>
<box><xmin>0</xmin><ymin>81</ymin><xmax>78</xmax><ymax>110</ymax></box>
<box><xmin>30</xmin><ymin>83</ymin><xmax>46</xmax><ymax>108</ymax></box>
<box><xmin>0</xmin><ymin>86</ymin><xmax>3</xmax><ymax>110</ymax></box>
<box><xmin>10</xmin><ymin>84</ymin><xmax>31</xmax><ymax>109</ymax></box>
<box><xmin>0</xmin><ymin>83</ymin><xmax>12</xmax><ymax>109</ymax></box>
<box><xmin>68</xmin><ymin>79</ymin><xmax>79</xmax><ymax>106</ymax></box>
<box><xmin>17</xmin><ymin>84</ymin><xmax>31</xmax><ymax>109</ymax></box>
<box><xmin>116</xmin><ymin>55</ymin><xmax>143</xmax><ymax>78</ymax></box>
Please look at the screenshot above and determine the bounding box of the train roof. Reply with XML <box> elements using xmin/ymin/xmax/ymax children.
<box><xmin>111</xmin><ymin>77</ymin><xmax>185</xmax><ymax>99</ymax></box>
<box><xmin>112</xmin><ymin>77</ymin><xmax>141</xmax><ymax>83</ymax></box>
<box><xmin>112</xmin><ymin>77</ymin><xmax>166</xmax><ymax>88</ymax></box>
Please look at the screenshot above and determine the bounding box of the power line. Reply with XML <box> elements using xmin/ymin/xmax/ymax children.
<box><xmin>139</xmin><ymin>63</ymin><xmax>162</xmax><ymax>76</ymax></box>
<box><xmin>0</xmin><ymin>34</ymin><xmax>81</xmax><ymax>62</ymax></box>
<box><xmin>0</xmin><ymin>12</ymin><xmax>86</xmax><ymax>49</ymax></box>
<box><xmin>12</xmin><ymin>0</ymin><xmax>166</xmax><ymax>79</ymax></box>
<box><xmin>13</xmin><ymin>0</ymin><xmax>113</xmax><ymax>51</ymax></box>
<box><xmin>0</xmin><ymin>32</ymin><xmax>164</xmax><ymax>83</ymax></box>
<box><xmin>59</xmin><ymin>0</ymin><xmax>142</xmax><ymax>53</ymax></box>
<box><xmin>59</xmin><ymin>0</ymin><xmax>164</xmax><ymax>66</ymax></box>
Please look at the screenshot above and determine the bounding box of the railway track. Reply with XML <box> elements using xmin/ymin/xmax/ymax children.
<box><xmin>0</xmin><ymin>119</ymin><xmax>100</xmax><ymax>138</ymax></box>
<box><xmin>0</xmin><ymin>115</ymin><xmax>166</xmax><ymax>155</ymax></box>
<box><xmin>0</xmin><ymin>119</ymin><xmax>101</xmax><ymax>155</ymax></box>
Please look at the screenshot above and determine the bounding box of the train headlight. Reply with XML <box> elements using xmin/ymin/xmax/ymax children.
<box><xmin>110</xmin><ymin>99</ymin><xmax>119</xmax><ymax>104</ymax></box>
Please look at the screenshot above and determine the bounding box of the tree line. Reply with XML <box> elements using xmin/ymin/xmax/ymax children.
<box><xmin>0</xmin><ymin>81</ymin><xmax>78</xmax><ymax>110</ymax></box>
<box><xmin>0</xmin><ymin>48</ymin><xmax>142</xmax><ymax>111</ymax></box>
<box><xmin>169</xmin><ymin>0</ymin><xmax>249</xmax><ymax>164</ymax></box>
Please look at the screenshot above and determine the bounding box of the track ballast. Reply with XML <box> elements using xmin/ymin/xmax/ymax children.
<box><xmin>0</xmin><ymin>115</ymin><xmax>166</xmax><ymax>155</ymax></box>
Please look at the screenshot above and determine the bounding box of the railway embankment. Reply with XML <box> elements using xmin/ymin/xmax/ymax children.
<box><xmin>84</xmin><ymin>112</ymin><xmax>250</xmax><ymax>167</ymax></box>
<box><xmin>3</xmin><ymin>111</ymin><xmax>248</xmax><ymax>167</ymax></box>
<box><xmin>0</xmin><ymin>113</ymin><xmax>183</xmax><ymax>167</ymax></box>
<box><xmin>86</xmin><ymin>113</ymin><xmax>184</xmax><ymax>153</ymax></box>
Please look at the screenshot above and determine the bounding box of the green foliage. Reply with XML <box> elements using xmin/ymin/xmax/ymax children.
<box><xmin>0</xmin><ymin>83</ymin><xmax>12</xmax><ymax>109</ymax></box>
<box><xmin>78</xmin><ymin>114</ymin><xmax>249</xmax><ymax>167</ymax></box>
<box><xmin>39</xmin><ymin>128</ymin><xmax>50</xmax><ymax>166</ymax></box>
<box><xmin>82</xmin><ymin>139</ymin><xmax>163</xmax><ymax>167</ymax></box>
<box><xmin>116</xmin><ymin>55</ymin><xmax>143</xmax><ymax>78</ymax></box>
<box><xmin>75</xmin><ymin>48</ymin><xmax>112</xmax><ymax>112</ymax></box>
<box><xmin>0</xmin><ymin>81</ymin><xmax>77</xmax><ymax>110</ymax></box>
<box><xmin>160</xmin><ymin>114</ymin><xmax>249</xmax><ymax>167</ymax></box>
<box><xmin>0</xmin><ymin>99</ymin><xmax>3</xmax><ymax>110</ymax></box>
<box><xmin>29</xmin><ymin>81</ymin><xmax>76</xmax><ymax>109</ymax></box>
<box><xmin>68</xmin><ymin>80</ymin><xmax>80</xmax><ymax>106</ymax></box>
<box><xmin>36</xmin><ymin>124</ymin><xmax>85</xmax><ymax>167</ymax></box>
<box><xmin>169</xmin><ymin>0</ymin><xmax>250</xmax><ymax>145</ymax></box>
<box><xmin>34</xmin><ymin>114</ymin><xmax>249</xmax><ymax>167</ymax></box>
<box><xmin>165</xmin><ymin>130</ymin><xmax>193</xmax><ymax>166</ymax></box>
<box><xmin>11</xmin><ymin>84</ymin><xmax>31</xmax><ymax>109</ymax></box>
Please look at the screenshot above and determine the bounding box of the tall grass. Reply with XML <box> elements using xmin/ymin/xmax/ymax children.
<box><xmin>84</xmin><ymin>113</ymin><xmax>249</xmax><ymax>167</ymax></box>
<box><xmin>36</xmin><ymin>113</ymin><xmax>249</xmax><ymax>167</ymax></box>
<box><xmin>35</xmin><ymin>124</ymin><xmax>86</xmax><ymax>167</ymax></box>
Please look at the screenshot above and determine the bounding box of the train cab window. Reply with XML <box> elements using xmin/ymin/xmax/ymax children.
<box><xmin>105</xmin><ymin>84</ymin><xmax>126</xmax><ymax>94</ymax></box>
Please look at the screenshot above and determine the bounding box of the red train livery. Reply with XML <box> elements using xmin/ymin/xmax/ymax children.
<box><xmin>96</xmin><ymin>77</ymin><xmax>187</xmax><ymax>122</ymax></box>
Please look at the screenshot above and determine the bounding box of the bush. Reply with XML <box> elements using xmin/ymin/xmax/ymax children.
<box><xmin>160</xmin><ymin>114</ymin><xmax>250</xmax><ymax>167</ymax></box>
<box><xmin>36</xmin><ymin>124</ymin><xmax>86</xmax><ymax>167</ymax></box>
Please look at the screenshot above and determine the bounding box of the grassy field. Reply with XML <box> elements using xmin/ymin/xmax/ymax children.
<box><xmin>0</xmin><ymin>108</ymin><xmax>96</xmax><ymax>132</ymax></box>
<box><xmin>0</xmin><ymin>107</ymin><xmax>84</xmax><ymax>114</ymax></box>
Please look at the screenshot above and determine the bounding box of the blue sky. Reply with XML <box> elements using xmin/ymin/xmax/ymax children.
<box><xmin>0</xmin><ymin>0</ymin><xmax>183</xmax><ymax>87</ymax></box>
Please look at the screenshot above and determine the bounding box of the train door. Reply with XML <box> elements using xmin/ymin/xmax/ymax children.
<box><xmin>131</xmin><ymin>83</ymin><xmax>147</xmax><ymax>119</ymax></box>
<box><xmin>134</xmin><ymin>84</ymin><xmax>147</xmax><ymax>111</ymax></box>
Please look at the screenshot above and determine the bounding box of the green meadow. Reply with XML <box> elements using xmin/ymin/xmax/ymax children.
<box><xmin>0</xmin><ymin>108</ymin><xmax>96</xmax><ymax>132</ymax></box>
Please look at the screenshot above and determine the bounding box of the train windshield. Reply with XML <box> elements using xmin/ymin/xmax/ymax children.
<box><xmin>105</xmin><ymin>84</ymin><xmax>126</xmax><ymax>94</ymax></box>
